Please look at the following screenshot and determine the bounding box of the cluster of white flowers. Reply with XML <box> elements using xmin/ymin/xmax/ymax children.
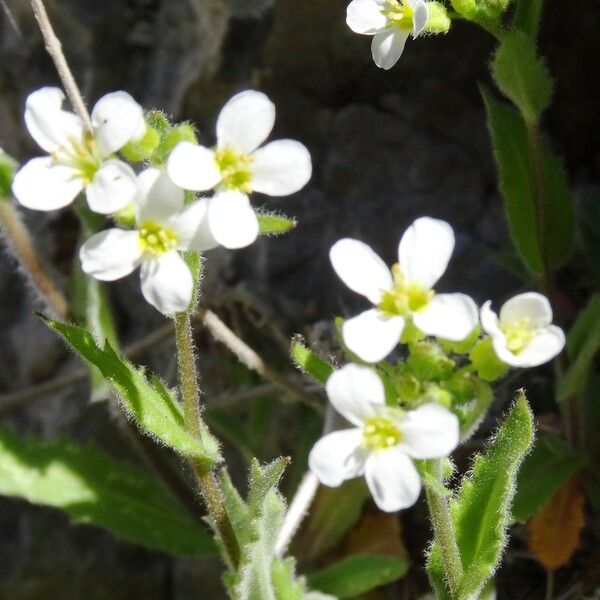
<box><xmin>309</xmin><ymin>218</ymin><xmax>566</xmax><ymax>512</ymax></box>
<box><xmin>13</xmin><ymin>88</ymin><xmax>312</xmax><ymax>314</ymax></box>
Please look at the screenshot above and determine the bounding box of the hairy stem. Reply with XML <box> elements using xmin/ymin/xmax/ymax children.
<box><xmin>425</xmin><ymin>459</ymin><xmax>463</xmax><ymax>598</ymax></box>
<box><xmin>29</xmin><ymin>0</ymin><xmax>92</xmax><ymax>129</ymax></box>
<box><xmin>174</xmin><ymin>311</ymin><xmax>240</xmax><ymax>569</ymax></box>
<box><xmin>0</xmin><ymin>200</ymin><xmax>68</xmax><ymax>318</ymax></box>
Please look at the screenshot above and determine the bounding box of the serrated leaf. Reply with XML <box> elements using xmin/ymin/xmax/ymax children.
<box><xmin>0</xmin><ymin>429</ymin><xmax>215</xmax><ymax>556</ymax></box>
<box><xmin>513</xmin><ymin>0</ymin><xmax>543</xmax><ymax>39</ymax></box>
<box><xmin>428</xmin><ymin>392</ymin><xmax>534</xmax><ymax>599</ymax></box>
<box><xmin>258</xmin><ymin>212</ymin><xmax>297</xmax><ymax>236</ymax></box>
<box><xmin>482</xmin><ymin>88</ymin><xmax>573</xmax><ymax>274</ymax></box>
<box><xmin>308</xmin><ymin>554</ymin><xmax>408</xmax><ymax>599</ymax></box>
<box><xmin>526</xmin><ymin>476</ymin><xmax>585</xmax><ymax>570</ymax></box>
<box><xmin>42</xmin><ymin>317</ymin><xmax>221</xmax><ymax>464</ymax></box>
<box><xmin>291</xmin><ymin>336</ymin><xmax>334</xmax><ymax>384</ymax></box>
<box><xmin>491</xmin><ymin>31</ymin><xmax>553</xmax><ymax>123</ymax></box>
<box><xmin>512</xmin><ymin>434</ymin><xmax>585</xmax><ymax>522</ymax></box>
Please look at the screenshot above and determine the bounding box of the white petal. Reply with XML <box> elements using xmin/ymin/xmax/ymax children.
<box><xmin>364</xmin><ymin>449</ymin><xmax>421</xmax><ymax>512</ymax></box>
<box><xmin>399</xmin><ymin>403</ymin><xmax>459</xmax><ymax>459</ymax></box>
<box><xmin>135</xmin><ymin>168</ymin><xmax>184</xmax><ymax>223</ymax></box>
<box><xmin>346</xmin><ymin>0</ymin><xmax>387</xmax><ymax>34</ymax></box>
<box><xmin>371</xmin><ymin>29</ymin><xmax>408</xmax><ymax>70</ymax></box>
<box><xmin>413</xmin><ymin>293</ymin><xmax>479</xmax><ymax>341</ymax></box>
<box><xmin>250</xmin><ymin>140</ymin><xmax>312</xmax><ymax>196</ymax></box>
<box><xmin>411</xmin><ymin>0</ymin><xmax>428</xmax><ymax>36</ymax></box>
<box><xmin>171</xmin><ymin>198</ymin><xmax>219</xmax><ymax>252</ymax></box>
<box><xmin>326</xmin><ymin>363</ymin><xmax>385</xmax><ymax>426</ymax></box>
<box><xmin>480</xmin><ymin>300</ymin><xmax>503</xmax><ymax>338</ymax></box>
<box><xmin>216</xmin><ymin>90</ymin><xmax>275</xmax><ymax>153</ymax></box>
<box><xmin>502</xmin><ymin>325</ymin><xmax>566</xmax><ymax>368</ymax></box>
<box><xmin>24</xmin><ymin>87</ymin><xmax>84</xmax><ymax>153</ymax></box>
<box><xmin>86</xmin><ymin>160</ymin><xmax>137</xmax><ymax>214</ymax></box>
<box><xmin>91</xmin><ymin>91</ymin><xmax>145</xmax><ymax>156</ymax></box>
<box><xmin>140</xmin><ymin>252</ymin><xmax>193</xmax><ymax>315</ymax></box>
<box><xmin>329</xmin><ymin>238</ymin><xmax>393</xmax><ymax>304</ymax></box>
<box><xmin>79</xmin><ymin>229</ymin><xmax>143</xmax><ymax>281</ymax></box>
<box><xmin>308</xmin><ymin>428</ymin><xmax>366</xmax><ymax>487</ymax></box>
<box><xmin>207</xmin><ymin>191</ymin><xmax>258</xmax><ymax>249</ymax></box>
<box><xmin>343</xmin><ymin>309</ymin><xmax>405</xmax><ymax>363</ymax></box>
<box><xmin>167</xmin><ymin>142</ymin><xmax>221</xmax><ymax>191</ymax></box>
<box><xmin>499</xmin><ymin>292</ymin><xmax>553</xmax><ymax>329</ymax></box>
<box><xmin>12</xmin><ymin>157</ymin><xmax>83</xmax><ymax>210</ymax></box>
<box><xmin>398</xmin><ymin>217</ymin><xmax>455</xmax><ymax>288</ymax></box>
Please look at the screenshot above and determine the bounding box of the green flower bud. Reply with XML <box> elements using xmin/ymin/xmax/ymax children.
<box><xmin>400</xmin><ymin>319</ymin><xmax>426</xmax><ymax>345</ymax></box>
<box><xmin>407</xmin><ymin>341</ymin><xmax>455</xmax><ymax>381</ymax></box>
<box><xmin>122</xmin><ymin>124</ymin><xmax>161</xmax><ymax>162</ymax></box>
<box><xmin>113</xmin><ymin>202</ymin><xmax>136</xmax><ymax>228</ymax></box>
<box><xmin>423</xmin><ymin>383</ymin><xmax>453</xmax><ymax>407</ymax></box>
<box><xmin>423</xmin><ymin>1</ymin><xmax>451</xmax><ymax>34</ymax></box>
<box><xmin>162</xmin><ymin>123</ymin><xmax>198</xmax><ymax>159</ymax></box>
<box><xmin>440</xmin><ymin>324</ymin><xmax>481</xmax><ymax>355</ymax></box>
<box><xmin>469</xmin><ymin>337</ymin><xmax>509</xmax><ymax>382</ymax></box>
<box><xmin>450</xmin><ymin>0</ymin><xmax>478</xmax><ymax>18</ymax></box>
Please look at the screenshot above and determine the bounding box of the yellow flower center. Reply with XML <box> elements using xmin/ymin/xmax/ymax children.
<box><xmin>378</xmin><ymin>263</ymin><xmax>433</xmax><ymax>316</ymax></box>
<box><xmin>138</xmin><ymin>221</ymin><xmax>179</xmax><ymax>256</ymax></box>
<box><xmin>382</xmin><ymin>0</ymin><xmax>415</xmax><ymax>31</ymax></box>
<box><xmin>214</xmin><ymin>147</ymin><xmax>254</xmax><ymax>193</ymax></box>
<box><xmin>502</xmin><ymin>318</ymin><xmax>536</xmax><ymax>354</ymax></box>
<box><xmin>51</xmin><ymin>131</ymin><xmax>104</xmax><ymax>183</ymax></box>
<box><xmin>363</xmin><ymin>415</ymin><xmax>402</xmax><ymax>450</ymax></box>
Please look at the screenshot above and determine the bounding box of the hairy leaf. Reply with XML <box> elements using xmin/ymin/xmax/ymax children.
<box><xmin>42</xmin><ymin>317</ymin><xmax>221</xmax><ymax>464</ymax></box>
<box><xmin>0</xmin><ymin>429</ymin><xmax>214</xmax><ymax>556</ymax></box>
<box><xmin>0</xmin><ymin>149</ymin><xmax>17</xmax><ymax>198</ymax></box>
<box><xmin>491</xmin><ymin>32</ymin><xmax>553</xmax><ymax>123</ymax></box>
<box><xmin>482</xmin><ymin>89</ymin><xmax>573</xmax><ymax>274</ymax></box>
<box><xmin>526</xmin><ymin>476</ymin><xmax>585</xmax><ymax>569</ymax></box>
<box><xmin>291</xmin><ymin>336</ymin><xmax>335</xmax><ymax>384</ymax></box>
<box><xmin>308</xmin><ymin>554</ymin><xmax>408</xmax><ymax>598</ymax></box>
<box><xmin>258</xmin><ymin>212</ymin><xmax>298</xmax><ymax>236</ymax></box>
<box><xmin>513</xmin><ymin>0</ymin><xmax>544</xmax><ymax>39</ymax></box>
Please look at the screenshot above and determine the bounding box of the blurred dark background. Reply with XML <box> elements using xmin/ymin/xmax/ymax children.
<box><xmin>0</xmin><ymin>0</ymin><xmax>598</xmax><ymax>598</ymax></box>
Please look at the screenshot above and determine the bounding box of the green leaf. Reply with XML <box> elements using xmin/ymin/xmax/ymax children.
<box><xmin>42</xmin><ymin>317</ymin><xmax>221</xmax><ymax>465</ymax></box>
<box><xmin>258</xmin><ymin>212</ymin><xmax>298</xmax><ymax>236</ymax></box>
<box><xmin>512</xmin><ymin>434</ymin><xmax>585</xmax><ymax>522</ymax></box>
<box><xmin>513</xmin><ymin>0</ymin><xmax>543</xmax><ymax>38</ymax></box>
<box><xmin>0</xmin><ymin>149</ymin><xmax>17</xmax><ymax>198</ymax></box>
<box><xmin>0</xmin><ymin>429</ymin><xmax>215</xmax><ymax>556</ymax></box>
<box><xmin>558</xmin><ymin>294</ymin><xmax>600</xmax><ymax>402</ymax></box>
<box><xmin>428</xmin><ymin>391</ymin><xmax>534</xmax><ymax>599</ymax></box>
<box><xmin>482</xmin><ymin>89</ymin><xmax>573</xmax><ymax>273</ymax></box>
<box><xmin>290</xmin><ymin>336</ymin><xmax>335</xmax><ymax>384</ymax></box>
<box><xmin>308</xmin><ymin>554</ymin><xmax>408</xmax><ymax>599</ymax></box>
<box><xmin>491</xmin><ymin>31</ymin><xmax>553</xmax><ymax>123</ymax></box>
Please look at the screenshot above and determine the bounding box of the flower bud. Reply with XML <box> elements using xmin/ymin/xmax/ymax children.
<box><xmin>423</xmin><ymin>1</ymin><xmax>451</xmax><ymax>34</ymax></box>
<box><xmin>470</xmin><ymin>337</ymin><xmax>509</xmax><ymax>381</ymax></box>
<box><xmin>407</xmin><ymin>341</ymin><xmax>455</xmax><ymax>381</ymax></box>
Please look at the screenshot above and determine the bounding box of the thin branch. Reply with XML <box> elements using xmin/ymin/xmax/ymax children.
<box><xmin>29</xmin><ymin>0</ymin><xmax>92</xmax><ymax>129</ymax></box>
<box><xmin>196</xmin><ymin>307</ymin><xmax>323</xmax><ymax>413</ymax></box>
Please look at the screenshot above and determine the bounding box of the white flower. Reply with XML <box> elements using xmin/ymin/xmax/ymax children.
<box><xmin>13</xmin><ymin>87</ymin><xmax>146</xmax><ymax>214</ymax></box>
<box><xmin>330</xmin><ymin>217</ymin><xmax>478</xmax><ymax>363</ymax></box>
<box><xmin>309</xmin><ymin>364</ymin><xmax>459</xmax><ymax>512</ymax></box>
<box><xmin>80</xmin><ymin>168</ymin><xmax>218</xmax><ymax>315</ymax></box>
<box><xmin>481</xmin><ymin>292</ymin><xmax>566</xmax><ymax>368</ymax></box>
<box><xmin>166</xmin><ymin>90</ymin><xmax>312</xmax><ymax>248</ymax></box>
<box><xmin>346</xmin><ymin>0</ymin><xmax>428</xmax><ymax>70</ymax></box>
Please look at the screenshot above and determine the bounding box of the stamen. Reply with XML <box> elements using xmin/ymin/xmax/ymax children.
<box><xmin>382</xmin><ymin>0</ymin><xmax>415</xmax><ymax>31</ymax></box>
<box><xmin>502</xmin><ymin>317</ymin><xmax>535</xmax><ymax>354</ymax></box>
<box><xmin>363</xmin><ymin>415</ymin><xmax>402</xmax><ymax>450</ymax></box>
<box><xmin>138</xmin><ymin>221</ymin><xmax>180</xmax><ymax>256</ymax></box>
<box><xmin>378</xmin><ymin>263</ymin><xmax>433</xmax><ymax>316</ymax></box>
<box><xmin>214</xmin><ymin>147</ymin><xmax>254</xmax><ymax>193</ymax></box>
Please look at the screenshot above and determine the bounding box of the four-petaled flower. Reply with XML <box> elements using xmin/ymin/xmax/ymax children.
<box><xmin>309</xmin><ymin>364</ymin><xmax>459</xmax><ymax>512</ymax></box>
<box><xmin>166</xmin><ymin>90</ymin><xmax>312</xmax><ymax>249</ymax></box>
<box><xmin>80</xmin><ymin>168</ymin><xmax>218</xmax><ymax>315</ymax></box>
<box><xmin>481</xmin><ymin>292</ymin><xmax>566</xmax><ymax>368</ymax></box>
<box><xmin>13</xmin><ymin>87</ymin><xmax>146</xmax><ymax>214</ymax></box>
<box><xmin>346</xmin><ymin>0</ymin><xmax>428</xmax><ymax>70</ymax></box>
<box><xmin>330</xmin><ymin>217</ymin><xmax>478</xmax><ymax>363</ymax></box>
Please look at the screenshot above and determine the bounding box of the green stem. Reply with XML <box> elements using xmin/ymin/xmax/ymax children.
<box><xmin>425</xmin><ymin>459</ymin><xmax>463</xmax><ymax>598</ymax></box>
<box><xmin>174</xmin><ymin>311</ymin><xmax>240</xmax><ymax>569</ymax></box>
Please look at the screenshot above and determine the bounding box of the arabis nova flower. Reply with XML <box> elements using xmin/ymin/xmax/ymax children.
<box><xmin>167</xmin><ymin>90</ymin><xmax>312</xmax><ymax>249</ymax></box>
<box><xmin>346</xmin><ymin>0</ymin><xmax>428</xmax><ymax>70</ymax></box>
<box><xmin>481</xmin><ymin>292</ymin><xmax>565</xmax><ymax>368</ymax></box>
<box><xmin>13</xmin><ymin>87</ymin><xmax>146</xmax><ymax>214</ymax></box>
<box><xmin>330</xmin><ymin>217</ymin><xmax>478</xmax><ymax>363</ymax></box>
<box><xmin>309</xmin><ymin>364</ymin><xmax>459</xmax><ymax>512</ymax></box>
<box><xmin>80</xmin><ymin>168</ymin><xmax>218</xmax><ymax>315</ymax></box>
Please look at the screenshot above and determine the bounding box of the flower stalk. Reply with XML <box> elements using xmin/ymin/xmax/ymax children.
<box><xmin>174</xmin><ymin>311</ymin><xmax>240</xmax><ymax>569</ymax></box>
<box><xmin>425</xmin><ymin>459</ymin><xmax>463</xmax><ymax>598</ymax></box>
